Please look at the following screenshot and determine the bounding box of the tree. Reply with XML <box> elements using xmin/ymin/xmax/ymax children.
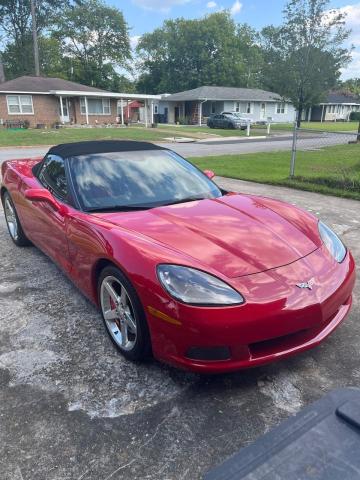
<box><xmin>0</xmin><ymin>0</ymin><xmax>67</xmax><ymax>78</ymax></box>
<box><xmin>54</xmin><ymin>0</ymin><xmax>131</xmax><ymax>90</ymax></box>
<box><xmin>136</xmin><ymin>12</ymin><xmax>263</xmax><ymax>93</ymax></box>
<box><xmin>261</xmin><ymin>0</ymin><xmax>352</xmax><ymax>126</ymax></box>
<box><xmin>2</xmin><ymin>35</ymin><xmax>64</xmax><ymax>78</ymax></box>
<box><xmin>340</xmin><ymin>78</ymin><xmax>360</xmax><ymax>97</ymax></box>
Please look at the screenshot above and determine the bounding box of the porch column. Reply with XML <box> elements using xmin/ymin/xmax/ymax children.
<box><xmin>59</xmin><ymin>95</ymin><xmax>64</xmax><ymax>124</ymax></box>
<box><xmin>198</xmin><ymin>101</ymin><xmax>202</xmax><ymax>126</ymax></box>
<box><xmin>144</xmin><ymin>99</ymin><xmax>148</xmax><ymax>127</ymax></box>
<box><xmin>321</xmin><ymin>104</ymin><xmax>325</xmax><ymax>123</ymax></box>
<box><xmin>120</xmin><ymin>98</ymin><xmax>124</xmax><ymax>125</ymax></box>
<box><xmin>84</xmin><ymin>96</ymin><xmax>89</xmax><ymax>125</ymax></box>
<box><xmin>151</xmin><ymin>101</ymin><xmax>154</xmax><ymax>124</ymax></box>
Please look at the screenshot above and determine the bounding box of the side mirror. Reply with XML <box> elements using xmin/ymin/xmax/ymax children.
<box><xmin>25</xmin><ymin>188</ymin><xmax>68</xmax><ymax>215</ymax></box>
<box><xmin>203</xmin><ymin>169</ymin><xmax>215</xmax><ymax>180</ymax></box>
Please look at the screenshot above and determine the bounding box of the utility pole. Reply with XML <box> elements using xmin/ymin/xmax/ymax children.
<box><xmin>30</xmin><ymin>0</ymin><xmax>40</xmax><ymax>76</ymax></box>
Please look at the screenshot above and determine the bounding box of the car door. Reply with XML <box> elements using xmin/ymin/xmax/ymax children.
<box><xmin>26</xmin><ymin>155</ymin><xmax>72</xmax><ymax>273</ymax></box>
<box><xmin>214</xmin><ymin>115</ymin><xmax>222</xmax><ymax>128</ymax></box>
<box><xmin>220</xmin><ymin>114</ymin><xmax>228</xmax><ymax>128</ymax></box>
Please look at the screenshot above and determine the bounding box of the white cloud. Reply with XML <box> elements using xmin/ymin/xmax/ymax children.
<box><xmin>132</xmin><ymin>0</ymin><xmax>191</xmax><ymax>12</ymax></box>
<box><xmin>230</xmin><ymin>0</ymin><xmax>242</xmax><ymax>16</ymax></box>
<box><xmin>337</xmin><ymin>3</ymin><xmax>360</xmax><ymax>79</ymax></box>
<box><xmin>340</xmin><ymin>2</ymin><xmax>360</xmax><ymax>46</ymax></box>
<box><xmin>206</xmin><ymin>1</ymin><xmax>217</xmax><ymax>8</ymax></box>
<box><xmin>130</xmin><ymin>35</ymin><xmax>141</xmax><ymax>50</ymax></box>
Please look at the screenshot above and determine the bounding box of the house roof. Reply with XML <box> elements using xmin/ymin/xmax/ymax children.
<box><xmin>0</xmin><ymin>75</ymin><xmax>161</xmax><ymax>100</ymax></box>
<box><xmin>162</xmin><ymin>86</ymin><xmax>285</xmax><ymax>102</ymax></box>
<box><xmin>0</xmin><ymin>76</ymin><xmax>108</xmax><ymax>94</ymax></box>
<box><xmin>322</xmin><ymin>91</ymin><xmax>360</xmax><ymax>105</ymax></box>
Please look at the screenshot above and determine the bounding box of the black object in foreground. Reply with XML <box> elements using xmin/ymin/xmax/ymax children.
<box><xmin>205</xmin><ymin>388</ymin><xmax>360</xmax><ymax>480</ymax></box>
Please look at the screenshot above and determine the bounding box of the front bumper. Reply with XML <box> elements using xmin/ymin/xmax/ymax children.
<box><xmin>147</xmin><ymin>246</ymin><xmax>356</xmax><ymax>373</ymax></box>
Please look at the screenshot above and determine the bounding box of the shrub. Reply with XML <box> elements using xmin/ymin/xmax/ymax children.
<box><xmin>349</xmin><ymin>112</ymin><xmax>360</xmax><ymax>121</ymax></box>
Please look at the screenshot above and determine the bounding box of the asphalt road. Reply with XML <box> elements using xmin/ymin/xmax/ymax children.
<box><xmin>0</xmin><ymin>177</ymin><xmax>359</xmax><ymax>480</ymax></box>
<box><xmin>0</xmin><ymin>131</ymin><xmax>356</xmax><ymax>162</ymax></box>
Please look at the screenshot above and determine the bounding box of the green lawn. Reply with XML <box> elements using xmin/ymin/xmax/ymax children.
<box><xmin>271</xmin><ymin>121</ymin><xmax>359</xmax><ymax>132</ymax></box>
<box><xmin>0</xmin><ymin>126</ymin><xmax>169</xmax><ymax>146</ymax></box>
<box><xmin>190</xmin><ymin>143</ymin><xmax>360</xmax><ymax>200</ymax></box>
<box><xmin>0</xmin><ymin>124</ymin><xmax>267</xmax><ymax>146</ymax></box>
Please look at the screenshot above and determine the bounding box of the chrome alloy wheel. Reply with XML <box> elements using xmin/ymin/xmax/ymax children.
<box><xmin>4</xmin><ymin>196</ymin><xmax>18</xmax><ymax>241</ymax></box>
<box><xmin>100</xmin><ymin>275</ymin><xmax>137</xmax><ymax>351</ymax></box>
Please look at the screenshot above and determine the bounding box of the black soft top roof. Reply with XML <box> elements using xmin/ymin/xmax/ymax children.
<box><xmin>47</xmin><ymin>140</ymin><xmax>166</xmax><ymax>158</ymax></box>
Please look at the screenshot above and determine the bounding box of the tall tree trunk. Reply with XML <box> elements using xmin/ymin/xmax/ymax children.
<box><xmin>31</xmin><ymin>0</ymin><xmax>40</xmax><ymax>76</ymax></box>
<box><xmin>0</xmin><ymin>56</ymin><xmax>5</xmax><ymax>83</ymax></box>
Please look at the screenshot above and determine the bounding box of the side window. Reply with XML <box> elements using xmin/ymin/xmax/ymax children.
<box><xmin>38</xmin><ymin>155</ymin><xmax>68</xmax><ymax>200</ymax></box>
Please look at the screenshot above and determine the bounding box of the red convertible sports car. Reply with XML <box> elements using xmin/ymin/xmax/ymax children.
<box><xmin>1</xmin><ymin>140</ymin><xmax>355</xmax><ymax>373</ymax></box>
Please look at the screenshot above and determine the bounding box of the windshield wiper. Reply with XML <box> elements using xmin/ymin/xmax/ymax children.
<box><xmin>163</xmin><ymin>196</ymin><xmax>207</xmax><ymax>206</ymax></box>
<box><xmin>85</xmin><ymin>196</ymin><xmax>209</xmax><ymax>212</ymax></box>
<box><xmin>85</xmin><ymin>204</ymin><xmax>154</xmax><ymax>213</ymax></box>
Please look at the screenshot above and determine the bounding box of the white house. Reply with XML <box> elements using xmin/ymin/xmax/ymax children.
<box><xmin>305</xmin><ymin>91</ymin><xmax>360</xmax><ymax>122</ymax></box>
<box><xmin>154</xmin><ymin>86</ymin><xmax>295</xmax><ymax>124</ymax></box>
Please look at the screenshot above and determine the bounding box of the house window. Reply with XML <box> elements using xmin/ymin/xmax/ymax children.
<box><xmin>154</xmin><ymin>104</ymin><xmax>158</xmax><ymax>114</ymax></box>
<box><xmin>211</xmin><ymin>102</ymin><xmax>216</xmax><ymax>114</ymax></box>
<box><xmin>80</xmin><ymin>97</ymin><xmax>111</xmax><ymax>115</ymax></box>
<box><xmin>234</xmin><ymin>102</ymin><xmax>240</xmax><ymax>112</ymax></box>
<box><xmin>7</xmin><ymin>95</ymin><xmax>34</xmax><ymax>114</ymax></box>
<box><xmin>276</xmin><ymin>103</ymin><xmax>286</xmax><ymax>114</ymax></box>
<box><xmin>243</xmin><ymin>102</ymin><xmax>252</xmax><ymax>114</ymax></box>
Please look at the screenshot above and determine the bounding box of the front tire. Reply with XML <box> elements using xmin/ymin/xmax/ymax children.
<box><xmin>98</xmin><ymin>265</ymin><xmax>151</xmax><ymax>361</ymax></box>
<box><xmin>2</xmin><ymin>191</ymin><xmax>30</xmax><ymax>246</ymax></box>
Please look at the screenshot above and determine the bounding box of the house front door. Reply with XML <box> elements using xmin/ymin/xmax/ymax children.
<box><xmin>260</xmin><ymin>102</ymin><xmax>266</xmax><ymax>120</ymax></box>
<box><xmin>174</xmin><ymin>106</ymin><xmax>180</xmax><ymax>123</ymax></box>
<box><xmin>60</xmin><ymin>97</ymin><xmax>70</xmax><ymax>123</ymax></box>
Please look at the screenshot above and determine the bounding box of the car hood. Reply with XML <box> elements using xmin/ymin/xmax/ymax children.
<box><xmin>94</xmin><ymin>194</ymin><xmax>321</xmax><ymax>278</ymax></box>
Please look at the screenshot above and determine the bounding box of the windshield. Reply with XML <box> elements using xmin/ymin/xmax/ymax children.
<box><xmin>69</xmin><ymin>149</ymin><xmax>222</xmax><ymax>211</ymax></box>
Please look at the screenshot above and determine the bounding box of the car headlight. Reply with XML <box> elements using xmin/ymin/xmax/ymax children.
<box><xmin>157</xmin><ymin>265</ymin><xmax>244</xmax><ymax>306</ymax></box>
<box><xmin>318</xmin><ymin>221</ymin><xmax>346</xmax><ymax>263</ymax></box>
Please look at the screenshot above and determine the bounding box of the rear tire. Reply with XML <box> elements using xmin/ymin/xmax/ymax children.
<box><xmin>2</xmin><ymin>191</ymin><xmax>31</xmax><ymax>247</ymax></box>
<box><xmin>98</xmin><ymin>265</ymin><xmax>151</xmax><ymax>361</ymax></box>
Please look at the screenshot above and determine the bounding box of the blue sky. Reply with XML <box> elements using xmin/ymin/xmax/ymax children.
<box><xmin>109</xmin><ymin>0</ymin><xmax>360</xmax><ymax>79</ymax></box>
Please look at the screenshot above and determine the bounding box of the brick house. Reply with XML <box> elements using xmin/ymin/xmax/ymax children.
<box><xmin>0</xmin><ymin>76</ymin><xmax>161</xmax><ymax>127</ymax></box>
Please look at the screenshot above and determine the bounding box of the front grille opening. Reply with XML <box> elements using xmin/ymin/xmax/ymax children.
<box><xmin>186</xmin><ymin>346</ymin><xmax>231</xmax><ymax>361</ymax></box>
<box><xmin>249</xmin><ymin>329</ymin><xmax>311</xmax><ymax>359</ymax></box>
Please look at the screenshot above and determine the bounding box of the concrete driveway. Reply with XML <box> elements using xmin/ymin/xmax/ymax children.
<box><xmin>0</xmin><ymin>178</ymin><xmax>359</xmax><ymax>480</ymax></box>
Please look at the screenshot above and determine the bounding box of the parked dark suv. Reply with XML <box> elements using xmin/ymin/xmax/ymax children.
<box><xmin>207</xmin><ymin>113</ymin><xmax>248</xmax><ymax>130</ymax></box>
